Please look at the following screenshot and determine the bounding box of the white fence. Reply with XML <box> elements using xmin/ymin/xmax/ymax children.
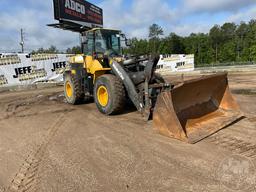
<box><xmin>0</xmin><ymin>53</ymin><xmax>197</xmax><ymax>87</ymax></box>
<box><xmin>156</xmin><ymin>54</ymin><xmax>194</xmax><ymax>74</ymax></box>
<box><xmin>0</xmin><ymin>53</ymin><xmax>73</xmax><ymax>87</ymax></box>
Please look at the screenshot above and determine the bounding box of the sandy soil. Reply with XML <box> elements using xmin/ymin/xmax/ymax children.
<box><xmin>0</xmin><ymin>73</ymin><xmax>256</xmax><ymax>192</ymax></box>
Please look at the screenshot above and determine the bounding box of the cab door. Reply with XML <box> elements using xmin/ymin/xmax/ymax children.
<box><xmin>82</xmin><ymin>31</ymin><xmax>94</xmax><ymax>56</ymax></box>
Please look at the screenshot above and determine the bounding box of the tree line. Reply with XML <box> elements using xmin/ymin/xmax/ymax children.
<box><xmin>31</xmin><ymin>45</ymin><xmax>81</xmax><ymax>54</ymax></box>
<box><xmin>31</xmin><ymin>19</ymin><xmax>256</xmax><ymax>66</ymax></box>
<box><xmin>124</xmin><ymin>20</ymin><xmax>256</xmax><ymax>66</ymax></box>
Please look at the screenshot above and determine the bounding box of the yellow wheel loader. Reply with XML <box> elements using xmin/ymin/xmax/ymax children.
<box><xmin>64</xmin><ymin>28</ymin><xmax>242</xmax><ymax>143</ymax></box>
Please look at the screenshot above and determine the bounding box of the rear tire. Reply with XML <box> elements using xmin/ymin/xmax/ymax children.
<box><xmin>64</xmin><ymin>73</ymin><xmax>85</xmax><ymax>105</ymax></box>
<box><xmin>94</xmin><ymin>74</ymin><xmax>125</xmax><ymax>115</ymax></box>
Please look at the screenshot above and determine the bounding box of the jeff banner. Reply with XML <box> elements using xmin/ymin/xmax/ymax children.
<box><xmin>0</xmin><ymin>53</ymin><xmax>73</xmax><ymax>87</ymax></box>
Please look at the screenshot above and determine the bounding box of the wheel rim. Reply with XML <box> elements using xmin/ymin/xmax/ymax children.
<box><xmin>97</xmin><ymin>85</ymin><xmax>109</xmax><ymax>107</ymax></box>
<box><xmin>65</xmin><ymin>82</ymin><xmax>72</xmax><ymax>98</ymax></box>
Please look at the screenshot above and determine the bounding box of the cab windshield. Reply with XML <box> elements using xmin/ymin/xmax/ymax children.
<box><xmin>95</xmin><ymin>30</ymin><xmax>121</xmax><ymax>56</ymax></box>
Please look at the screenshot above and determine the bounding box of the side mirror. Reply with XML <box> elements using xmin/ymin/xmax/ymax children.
<box><xmin>81</xmin><ymin>36</ymin><xmax>88</xmax><ymax>44</ymax></box>
<box><xmin>125</xmin><ymin>39</ymin><xmax>132</xmax><ymax>47</ymax></box>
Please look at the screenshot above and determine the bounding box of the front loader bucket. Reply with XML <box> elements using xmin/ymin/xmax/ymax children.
<box><xmin>153</xmin><ymin>73</ymin><xmax>243</xmax><ymax>144</ymax></box>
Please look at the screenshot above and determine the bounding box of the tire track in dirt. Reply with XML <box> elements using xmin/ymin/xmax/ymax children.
<box><xmin>0</xmin><ymin>93</ymin><xmax>66</xmax><ymax>121</ymax></box>
<box><xmin>7</xmin><ymin>113</ymin><xmax>67</xmax><ymax>192</ymax></box>
<box><xmin>206</xmin><ymin>132</ymin><xmax>256</xmax><ymax>159</ymax></box>
<box><xmin>1</xmin><ymin>99</ymin><xmax>31</xmax><ymax>120</ymax></box>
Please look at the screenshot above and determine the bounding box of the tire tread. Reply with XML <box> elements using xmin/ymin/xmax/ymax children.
<box><xmin>94</xmin><ymin>74</ymin><xmax>125</xmax><ymax>115</ymax></box>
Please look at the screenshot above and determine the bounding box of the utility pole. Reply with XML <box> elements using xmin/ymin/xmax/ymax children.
<box><xmin>20</xmin><ymin>28</ymin><xmax>25</xmax><ymax>53</ymax></box>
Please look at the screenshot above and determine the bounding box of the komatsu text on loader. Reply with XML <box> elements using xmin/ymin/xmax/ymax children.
<box><xmin>64</xmin><ymin>28</ymin><xmax>242</xmax><ymax>143</ymax></box>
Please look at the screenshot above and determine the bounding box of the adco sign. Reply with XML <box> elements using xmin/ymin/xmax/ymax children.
<box><xmin>53</xmin><ymin>0</ymin><xmax>103</xmax><ymax>27</ymax></box>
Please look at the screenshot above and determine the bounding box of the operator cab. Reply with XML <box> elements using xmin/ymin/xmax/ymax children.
<box><xmin>82</xmin><ymin>28</ymin><xmax>124</xmax><ymax>58</ymax></box>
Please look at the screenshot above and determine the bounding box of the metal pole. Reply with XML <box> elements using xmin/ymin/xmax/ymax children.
<box><xmin>20</xmin><ymin>29</ymin><xmax>24</xmax><ymax>53</ymax></box>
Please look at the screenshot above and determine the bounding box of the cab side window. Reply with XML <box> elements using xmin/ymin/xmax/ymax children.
<box><xmin>95</xmin><ymin>30</ymin><xmax>106</xmax><ymax>53</ymax></box>
<box><xmin>84</xmin><ymin>32</ymin><xmax>94</xmax><ymax>55</ymax></box>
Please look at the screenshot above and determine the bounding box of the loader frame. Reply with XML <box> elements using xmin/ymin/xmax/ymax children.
<box><xmin>63</xmin><ymin>28</ymin><xmax>243</xmax><ymax>144</ymax></box>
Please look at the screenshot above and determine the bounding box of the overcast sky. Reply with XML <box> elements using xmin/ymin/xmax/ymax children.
<box><xmin>0</xmin><ymin>0</ymin><xmax>255</xmax><ymax>52</ymax></box>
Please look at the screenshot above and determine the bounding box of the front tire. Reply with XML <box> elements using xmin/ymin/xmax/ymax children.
<box><xmin>94</xmin><ymin>74</ymin><xmax>125</xmax><ymax>115</ymax></box>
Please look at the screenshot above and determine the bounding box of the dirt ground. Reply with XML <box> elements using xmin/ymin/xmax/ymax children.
<box><xmin>0</xmin><ymin>72</ymin><xmax>256</xmax><ymax>192</ymax></box>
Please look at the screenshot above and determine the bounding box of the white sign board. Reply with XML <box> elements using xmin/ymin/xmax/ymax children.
<box><xmin>0</xmin><ymin>53</ymin><xmax>73</xmax><ymax>87</ymax></box>
<box><xmin>156</xmin><ymin>54</ymin><xmax>194</xmax><ymax>74</ymax></box>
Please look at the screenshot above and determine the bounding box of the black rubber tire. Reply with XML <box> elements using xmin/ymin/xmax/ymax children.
<box><xmin>64</xmin><ymin>73</ymin><xmax>85</xmax><ymax>105</ymax></box>
<box><xmin>94</xmin><ymin>74</ymin><xmax>125</xmax><ymax>115</ymax></box>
